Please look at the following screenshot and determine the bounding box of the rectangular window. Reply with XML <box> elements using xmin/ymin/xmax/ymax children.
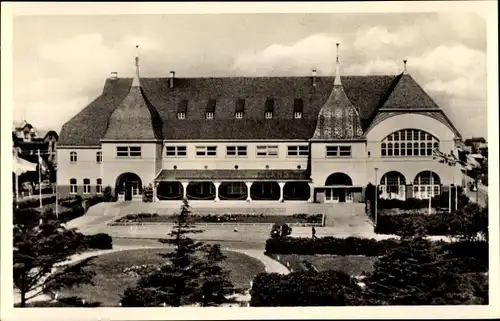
<box><xmin>177</xmin><ymin>112</ymin><xmax>185</xmax><ymax>119</ymax></box>
<box><xmin>165</xmin><ymin>146</ymin><xmax>187</xmax><ymax>157</ymax></box>
<box><xmin>265</xmin><ymin>112</ymin><xmax>273</xmax><ymax>119</ymax></box>
<box><xmin>326</xmin><ymin>146</ymin><xmax>352</xmax><ymax>157</ymax></box>
<box><xmin>287</xmin><ymin>145</ymin><xmax>309</xmax><ymax>157</ymax></box>
<box><xmin>96</xmin><ymin>179</ymin><xmax>103</xmax><ymax>194</ymax></box>
<box><xmin>256</xmin><ymin>145</ymin><xmax>278</xmax><ymax>157</ymax></box>
<box><xmin>235</xmin><ymin>112</ymin><xmax>243</xmax><ymax>119</ymax></box>
<box><xmin>227</xmin><ymin>182</ymin><xmax>246</xmax><ymax>194</ymax></box>
<box><xmin>116</xmin><ymin>146</ymin><xmax>142</xmax><ymax>157</ymax></box>
<box><xmin>226</xmin><ymin>145</ymin><xmax>247</xmax><ymax>157</ymax></box>
<box><xmin>294</xmin><ymin>112</ymin><xmax>302</xmax><ymax>119</ymax></box>
<box><xmin>196</xmin><ymin>146</ymin><xmax>217</xmax><ymax>157</ymax></box>
<box><xmin>206</xmin><ymin>112</ymin><xmax>214</xmax><ymax>119</ymax></box>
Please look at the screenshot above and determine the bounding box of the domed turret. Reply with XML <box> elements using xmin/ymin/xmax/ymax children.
<box><xmin>312</xmin><ymin>43</ymin><xmax>363</xmax><ymax>140</ymax></box>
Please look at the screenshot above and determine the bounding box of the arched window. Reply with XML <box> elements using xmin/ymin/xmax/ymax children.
<box><xmin>70</xmin><ymin>178</ymin><xmax>77</xmax><ymax>194</ymax></box>
<box><xmin>413</xmin><ymin>171</ymin><xmax>441</xmax><ymax>199</ymax></box>
<box><xmin>83</xmin><ymin>178</ymin><xmax>91</xmax><ymax>194</ymax></box>
<box><xmin>381</xmin><ymin>129</ymin><xmax>439</xmax><ymax>157</ymax></box>
<box><xmin>96</xmin><ymin>178</ymin><xmax>102</xmax><ymax>194</ymax></box>
<box><xmin>70</xmin><ymin>151</ymin><xmax>78</xmax><ymax>163</ymax></box>
<box><xmin>96</xmin><ymin>151</ymin><xmax>102</xmax><ymax>164</ymax></box>
<box><xmin>379</xmin><ymin>171</ymin><xmax>406</xmax><ymax>200</ymax></box>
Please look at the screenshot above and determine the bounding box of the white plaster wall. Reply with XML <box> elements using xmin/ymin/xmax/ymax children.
<box><xmin>101</xmin><ymin>143</ymin><xmax>158</xmax><ymax>188</ymax></box>
<box><xmin>162</xmin><ymin>141</ymin><xmax>309</xmax><ymax>171</ymax></box>
<box><xmin>364</xmin><ymin>113</ymin><xmax>462</xmax><ymax>185</ymax></box>
<box><xmin>56</xmin><ymin>148</ymin><xmax>102</xmax><ymax>185</ymax></box>
<box><xmin>310</xmin><ymin>142</ymin><xmax>367</xmax><ymax>186</ymax></box>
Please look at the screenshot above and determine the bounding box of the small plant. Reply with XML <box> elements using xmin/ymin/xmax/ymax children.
<box><xmin>103</xmin><ymin>186</ymin><xmax>116</xmax><ymax>202</ymax></box>
<box><xmin>142</xmin><ymin>184</ymin><xmax>154</xmax><ymax>203</ymax></box>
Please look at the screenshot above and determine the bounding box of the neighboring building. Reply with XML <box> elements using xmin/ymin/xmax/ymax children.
<box><xmin>57</xmin><ymin>48</ymin><xmax>462</xmax><ymax>203</ymax></box>
<box><xmin>13</xmin><ymin>121</ymin><xmax>58</xmax><ymax>173</ymax></box>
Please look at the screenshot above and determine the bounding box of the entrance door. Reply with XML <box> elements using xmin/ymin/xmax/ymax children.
<box><xmin>345</xmin><ymin>189</ymin><xmax>353</xmax><ymax>203</ymax></box>
<box><xmin>338</xmin><ymin>188</ymin><xmax>346</xmax><ymax>202</ymax></box>
<box><xmin>125</xmin><ymin>183</ymin><xmax>132</xmax><ymax>201</ymax></box>
<box><xmin>325</xmin><ymin>188</ymin><xmax>339</xmax><ymax>203</ymax></box>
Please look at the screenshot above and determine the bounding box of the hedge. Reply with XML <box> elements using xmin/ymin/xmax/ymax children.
<box><xmin>375</xmin><ymin>203</ymin><xmax>488</xmax><ymax>237</ymax></box>
<box><xmin>85</xmin><ymin>233</ymin><xmax>113</xmax><ymax>250</ymax></box>
<box><xmin>265</xmin><ymin>237</ymin><xmax>402</xmax><ymax>256</ymax></box>
<box><xmin>250</xmin><ymin>270</ymin><xmax>362</xmax><ymax>306</ymax></box>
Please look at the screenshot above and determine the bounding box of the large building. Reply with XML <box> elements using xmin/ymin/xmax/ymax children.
<box><xmin>56</xmin><ymin>48</ymin><xmax>462</xmax><ymax>203</ymax></box>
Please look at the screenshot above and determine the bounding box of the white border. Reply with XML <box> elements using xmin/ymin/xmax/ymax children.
<box><xmin>1</xmin><ymin>2</ymin><xmax>499</xmax><ymax>320</ymax></box>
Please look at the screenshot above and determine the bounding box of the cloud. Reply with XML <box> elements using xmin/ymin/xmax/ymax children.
<box><xmin>352</xmin><ymin>26</ymin><xmax>415</xmax><ymax>51</ymax></box>
<box><xmin>232</xmin><ymin>33</ymin><xmax>342</xmax><ymax>76</ymax></box>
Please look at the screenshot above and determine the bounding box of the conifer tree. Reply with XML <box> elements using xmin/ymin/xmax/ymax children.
<box><xmin>198</xmin><ymin>244</ymin><xmax>235</xmax><ymax>306</ymax></box>
<box><xmin>13</xmin><ymin>211</ymin><xmax>95</xmax><ymax>307</ymax></box>
<box><xmin>121</xmin><ymin>199</ymin><xmax>233</xmax><ymax>307</ymax></box>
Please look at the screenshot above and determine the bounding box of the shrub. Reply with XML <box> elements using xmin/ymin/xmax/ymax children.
<box><xmin>85</xmin><ymin>233</ymin><xmax>113</xmax><ymax>250</ymax></box>
<box><xmin>57</xmin><ymin>296</ymin><xmax>101</xmax><ymax>307</ymax></box>
<box><xmin>265</xmin><ymin>236</ymin><xmax>402</xmax><ymax>256</ymax></box>
<box><xmin>103</xmin><ymin>186</ymin><xmax>116</xmax><ymax>202</ymax></box>
<box><xmin>375</xmin><ymin>202</ymin><xmax>488</xmax><ymax>238</ymax></box>
<box><xmin>14</xmin><ymin>196</ymin><xmax>57</xmax><ymax>209</ymax></box>
<box><xmin>250</xmin><ymin>270</ymin><xmax>362</xmax><ymax>306</ymax></box>
<box><xmin>142</xmin><ymin>184</ymin><xmax>154</xmax><ymax>203</ymax></box>
<box><xmin>84</xmin><ymin>195</ymin><xmax>106</xmax><ymax>208</ymax></box>
<box><xmin>270</xmin><ymin>223</ymin><xmax>292</xmax><ymax>239</ymax></box>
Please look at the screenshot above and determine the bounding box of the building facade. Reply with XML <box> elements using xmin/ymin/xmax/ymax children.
<box><xmin>56</xmin><ymin>49</ymin><xmax>463</xmax><ymax>203</ymax></box>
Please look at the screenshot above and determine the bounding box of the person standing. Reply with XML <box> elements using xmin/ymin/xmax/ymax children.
<box><xmin>312</xmin><ymin>226</ymin><xmax>317</xmax><ymax>239</ymax></box>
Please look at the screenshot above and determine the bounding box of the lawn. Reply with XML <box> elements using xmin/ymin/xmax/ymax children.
<box><xmin>58</xmin><ymin>248</ymin><xmax>265</xmax><ymax>307</ymax></box>
<box><xmin>269</xmin><ymin>254</ymin><xmax>378</xmax><ymax>276</ymax></box>
<box><xmin>112</xmin><ymin>213</ymin><xmax>323</xmax><ymax>225</ymax></box>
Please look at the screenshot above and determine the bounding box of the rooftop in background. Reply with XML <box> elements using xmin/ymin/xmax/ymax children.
<box><xmin>12</xmin><ymin>120</ymin><xmax>59</xmax><ymax>142</ymax></box>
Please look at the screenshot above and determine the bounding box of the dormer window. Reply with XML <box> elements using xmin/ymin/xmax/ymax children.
<box><xmin>235</xmin><ymin>98</ymin><xmax>245</xmax><ymax>120</ymax></box>
<box><xmin>177</xmin><ymin>100</ymin><xmax>188</xmax><ymax>120</ymax></box>
<box><xmin>206</xmin><ymin>99</ymin><xmax>216</xmax><ymax>119</ymax></box>
<box><xmin>265</xmin><ymin>98</ymin><xmax>275</xmax><ymax>120</ymax></box>
<box><xmin>294</xmin><ymin>98</ymin><xmax>303</xmax><ymax>119</ymax></box>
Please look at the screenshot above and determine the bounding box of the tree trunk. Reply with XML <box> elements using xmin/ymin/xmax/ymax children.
<box><xmin>20</xmin><ymin>291</ymin><xmax>27</xmax><ymax>308</ymax></box>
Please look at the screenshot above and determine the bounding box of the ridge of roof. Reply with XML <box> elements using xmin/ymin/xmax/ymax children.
<box><xmin>58</xmin><ymin>73</ymin><xmax>448</xmax><ymax>146</ymax></box>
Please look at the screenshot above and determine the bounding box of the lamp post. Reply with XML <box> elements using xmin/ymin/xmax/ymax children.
<box><xmin>374</xmin><ymin>167</ymin><xmax>378</xmax><ymax>226</ymax></box>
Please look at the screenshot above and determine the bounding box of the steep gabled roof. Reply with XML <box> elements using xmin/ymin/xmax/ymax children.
<box><xmin>58</xmin><ymin>75</ymin><xmax>395</xmax><ymax>145</ymax></box>
<box><xmin>379</xmin><ymin>74</ymin><xmax>440</xmax><ymax>110</ymax></box>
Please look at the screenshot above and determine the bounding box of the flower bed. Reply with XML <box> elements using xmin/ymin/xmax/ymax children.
<box><xmin>110</xmin><ymin>213</ymin><xmax>324</xmax><ymax>226</ymax></box>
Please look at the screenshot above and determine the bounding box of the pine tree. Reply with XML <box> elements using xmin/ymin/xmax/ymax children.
<box><xmin>121</xmin><ymin>198</ymin><xmax>233</xmax><ymax>307</ymax></box>
<box><xmin>13</xmin><ymin>213</ymin><xmax>95</xmax><ymax>307</ymax></box>
<box><xmin>199</xmin><ymin>244</ymin><xmax>235</xmax><ymax>306</ymax></box>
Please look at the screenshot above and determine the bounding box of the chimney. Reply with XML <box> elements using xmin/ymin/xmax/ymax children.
<box><xmin>312</xmin><ymin>68</ymin><xmax>317</xmax><ymax>87</ymax></box>
<box><xmin>403</xmin><ymin>60</ymin><xmax>408</xmax><ymax>74</ymax></box>
<box><xmin>110</xmin><ymin>72</ymin><xmax>118</xmax><ymax>79</ymax></box>
<box><xmin>169</xmin><ymin>71</ymin><xmax>175</xmax><ymax>89</ymax></box>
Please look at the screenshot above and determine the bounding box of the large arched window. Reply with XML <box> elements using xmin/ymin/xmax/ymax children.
<box><xmin>413</xmin><ymin>171</ymin><xmax>441</xmax><ymax>199</ymax></box>
<box><xmin>381</xmin><ymin>129</ymin><xmax>439</xmax><ymax>157</ymax></box>
<box><xmin>380</xmin><ymin>171</ymin><xmax>406</xmax><ymax>200</ymax></box>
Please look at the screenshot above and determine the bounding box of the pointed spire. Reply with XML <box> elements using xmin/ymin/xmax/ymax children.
<box><xmin>403</xmin><ymin>60</ymin><xmax>408</xmax><ymax>74</ymax></box>
<box><xmin>132</xmin><ymin>45</ymin><xmax>141</xmax><ymax>87</ymax></box>
<box><xmin>334</xmin><ymin>43</ymin><xmax>341</xmax><ymax>86</ymax></box>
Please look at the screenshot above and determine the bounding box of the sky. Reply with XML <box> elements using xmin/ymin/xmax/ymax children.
<box><xmin>12</xmin><ymin>12</ymin><xmax>487</xmax><ymax>138</ymax></box>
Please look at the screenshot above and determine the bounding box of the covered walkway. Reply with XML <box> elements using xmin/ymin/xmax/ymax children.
<box><xmin>154</xmin><ymin>169</ymin><xmax>313</xmax><ymax>202</ymax></box>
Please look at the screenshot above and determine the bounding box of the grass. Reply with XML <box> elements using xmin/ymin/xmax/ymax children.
<box><xmin>113</xmin><ymin>213</ymin><xmax>323</xmax><ymax>225</ymax></box>
<box><xmin>58</xmin><ymin>248</ymin><xmax>265</xmax><ymax>307</ymax></box>
<box><xmin>270</xmin><ymin>254</ymin><xmax>378</xmax><ymax>276</ymax></box>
